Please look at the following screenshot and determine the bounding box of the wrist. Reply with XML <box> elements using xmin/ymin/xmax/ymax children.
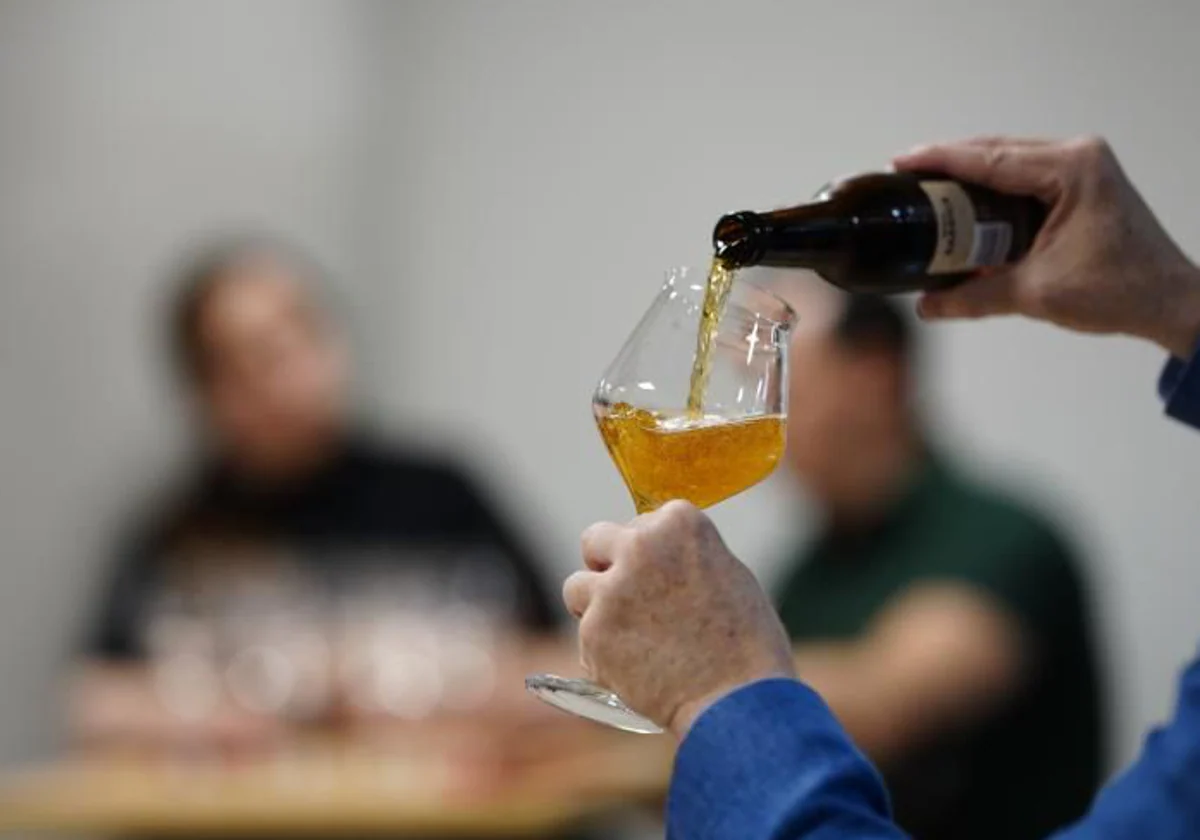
<box><xmin>668</xmin><ymin>688</ymin><xmax>731</xmax><ymax>740</ymax></box>
<box><xmin>1150</xmin><ymin>260</ymin><xmax>1200</xmax><ymax>359</ymax></box>
<box><xmin>668</xmin><ymin>671</ymin><xmax>796</xmax><ymax>740</ymax></box>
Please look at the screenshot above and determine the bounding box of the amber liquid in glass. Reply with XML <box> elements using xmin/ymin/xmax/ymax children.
<box><xmin>595</xmin><ymin>402</ymin><xmax>785</xmax><ymax>513</ymax></box>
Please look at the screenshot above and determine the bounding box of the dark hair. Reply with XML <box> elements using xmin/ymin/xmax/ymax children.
<box><xmin>830</xmin><ymin>294</ymin><xmax>913</xmax><ymax>363</ymax></box>
<box><xmin>168</xmin><ymin>235</ymin><xmax>322</xmax><ymax>385</ymax></box>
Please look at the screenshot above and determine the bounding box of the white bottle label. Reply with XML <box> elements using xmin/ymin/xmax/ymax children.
<box><xmin>919</xmin><ymin>181</ymin><xmax>1013</xmax><ymax>274</ymax></box>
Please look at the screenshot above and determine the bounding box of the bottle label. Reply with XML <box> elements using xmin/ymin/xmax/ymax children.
<box><xmin>919</xmin><ymin>181</ymin><xmax>1013</xmax><ymax>273</ymax></box>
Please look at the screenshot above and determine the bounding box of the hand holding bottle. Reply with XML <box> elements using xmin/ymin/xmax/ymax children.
<box><xmin>896</xmin><ymin>136</ymin><xmax>1200</xmax><ymax>358</ymax></box>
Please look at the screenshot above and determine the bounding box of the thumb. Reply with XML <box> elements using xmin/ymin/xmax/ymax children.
<box><xmin>917</xmin><ymin>268</ymin><xmax>1021</xmax><ymax>321</ymax></box>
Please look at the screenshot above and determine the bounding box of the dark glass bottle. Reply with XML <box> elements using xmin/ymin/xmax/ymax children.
<box><xmin>712</xmin><ymin>172</ymin><xmax>1046</xmax><ymax>294</ymax></box>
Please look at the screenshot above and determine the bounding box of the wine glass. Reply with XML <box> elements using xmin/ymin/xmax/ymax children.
<box><xmin>145</xmin><ymin>588</ymin><xmax>224</xmax><ymax>762</ymax></box>
<box><xmin>526</xmin><ymin>266</ymin><xmax>794</xmax><ymax>733</ymax></box>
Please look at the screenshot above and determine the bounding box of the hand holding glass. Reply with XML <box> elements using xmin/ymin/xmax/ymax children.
<box><xmin>526</xmin><ymin>267</ymin><xmax>794</xmax><ymax>733</ymax></box>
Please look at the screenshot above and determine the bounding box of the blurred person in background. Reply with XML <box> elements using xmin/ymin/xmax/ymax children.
<box><xmin>773</xmin><ymin>290</ymin><xmax>1104</xmax><ymax>839</ymax></box>
<box><xmin>70</xmin><ymin>236</ymin><xmax>564</xmax><ymax>753</ymax></box>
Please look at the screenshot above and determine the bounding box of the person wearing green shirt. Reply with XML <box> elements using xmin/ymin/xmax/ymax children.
<box><xmin>772</xmin><ymin>292</ymin><xmax>1104</xmax><ymax>840</ymax></box>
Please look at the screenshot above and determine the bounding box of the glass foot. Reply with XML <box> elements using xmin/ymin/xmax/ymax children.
<box><xmin>525</xmin><ymin>673</ymin><xmax>663</xmax><ymax>734</ymax></box>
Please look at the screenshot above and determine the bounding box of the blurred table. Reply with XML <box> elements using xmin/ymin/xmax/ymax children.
<box><xmin>0</xmin><ymin>726</ymin><xmax>674</xmax><ymax>837</ymax></box>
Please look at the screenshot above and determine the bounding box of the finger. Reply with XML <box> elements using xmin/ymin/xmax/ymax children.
<box><xmin>580</xmin><ymin>521</ymin><xmax>624</xmax><ymax>572</ymax></box>
<box><xmin>960</xmin><ymin>135</ymin><xmax>1055</xmax><ymax>150</ymax></box>
<box><xmin>917</xmin><ymin>267</ymin><xmax>1021</xmax><ymax>321</ymax></box>
<box><xmin>576</xmin><ymin>611</ymin><xmax>599</xmax><ymax>677</ymax></box>
<box><xmin>893</xmin><ymin>140</ymin><xmax>1060</xmax><ymax>201</ymax></box>
<box><xmin>895</xmin><ymin>135</ymin><xmax>1054</xmax><ymax>165</ymax></box>
<box><xmin>632</xmin><ymin>498</ymin><xmax>700</xmax><ymax>529</ymax></box>
<box><xmin>895</xmin><ymin>135</ymin><xmax>1054</xmax><ymax>179</ymax></box>
<box><xmin>563</xmin><ymin>570</ymin><xmax>599</xmax><ymax>619</ymax></box>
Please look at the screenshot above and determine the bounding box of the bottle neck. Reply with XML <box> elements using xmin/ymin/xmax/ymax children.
<box><xmin>714</xmin><ymin>201</ymin><xmax>848</xmax><ymax>270</ymax></box>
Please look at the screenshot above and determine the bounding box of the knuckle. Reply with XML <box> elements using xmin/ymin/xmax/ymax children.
<box><xmin>581</xmin><ymin>521</ymin><xmax>622</xmax><ymax>567</ymax></box>
<box><xmin>661</xmin><ymin>499</ymin><xmax>702</xmax><ymax>527</ymax></box>
<box><xmin>659</xmin><ymin>498</ymin><xmax>691</xmax><ymax>517</ymax></box>
<box><xmin>1069</xmin><ymin>134</ymin><xmax>1112</xmax><ymax>166</ymax></box>
<box><xmin>980</xmin><ymin>145</ymin><xmax>1010</xmax><ymax>176</ymax></box>
<box><xmin>1021</xmin><ymin>281</ymin><xmax>1059</xmax><ymax>319</ymax></box>
<box><xmin>578</xmin><ymin>528</ymin><xmax>595</xmax><ymax>557</ymax></box>
<box><xmin>580</xmin><ymin>521</ymin><xmax>605</xmax><ymax>550</ymax></box>
<box><xmin>562</xmin><ymin>573</ymin><xmax>586</xmax><ymax>616</ymax></box>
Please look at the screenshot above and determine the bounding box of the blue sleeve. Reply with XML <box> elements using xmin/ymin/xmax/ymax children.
<box><xmin>670</xmin><ymin>660</ymin><xmax>1200</xmax><ymax>840</ymax></box>
<box><xmin>1051</xmin><ymin>655</ymin><xmax>1200</xmax><ymax>840</ymax></box>
<box><xmin>667</xmin><ymin>679</ymin><xmax>906</xmax><ymax>840</ymax></box>
<box><xmin>1159</xmin><ymin>339</ymin><xmax>1200</xmax><ymax>428</ymax></box>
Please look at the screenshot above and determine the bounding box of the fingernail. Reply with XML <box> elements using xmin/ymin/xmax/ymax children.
<box><xmin>916</xmin><ymin>297</ymin><xmax>940</xmax><ymax>319</ymax></box>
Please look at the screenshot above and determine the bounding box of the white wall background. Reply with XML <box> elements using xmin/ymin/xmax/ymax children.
<box><xmin>1</xmin><ymin>0</ymin><xmax>1199</xmax><ymax>774</ymax></box>
<box><xmin>0</xmin><ymin>0</ymin><xmax>379</xmax><ymax>761</ymax></box>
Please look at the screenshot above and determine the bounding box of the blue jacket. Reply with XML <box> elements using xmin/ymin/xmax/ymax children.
<box><xmin>668</xmin><ymin>348</ymin><xmax>1200</xmax><ymax>840</ymax></box>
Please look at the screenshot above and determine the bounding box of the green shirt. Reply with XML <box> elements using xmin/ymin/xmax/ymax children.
<box><xmin>775</xmin><ymin>457</ymin><xmax>1104</xmax><ymax>840</ymax></box>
